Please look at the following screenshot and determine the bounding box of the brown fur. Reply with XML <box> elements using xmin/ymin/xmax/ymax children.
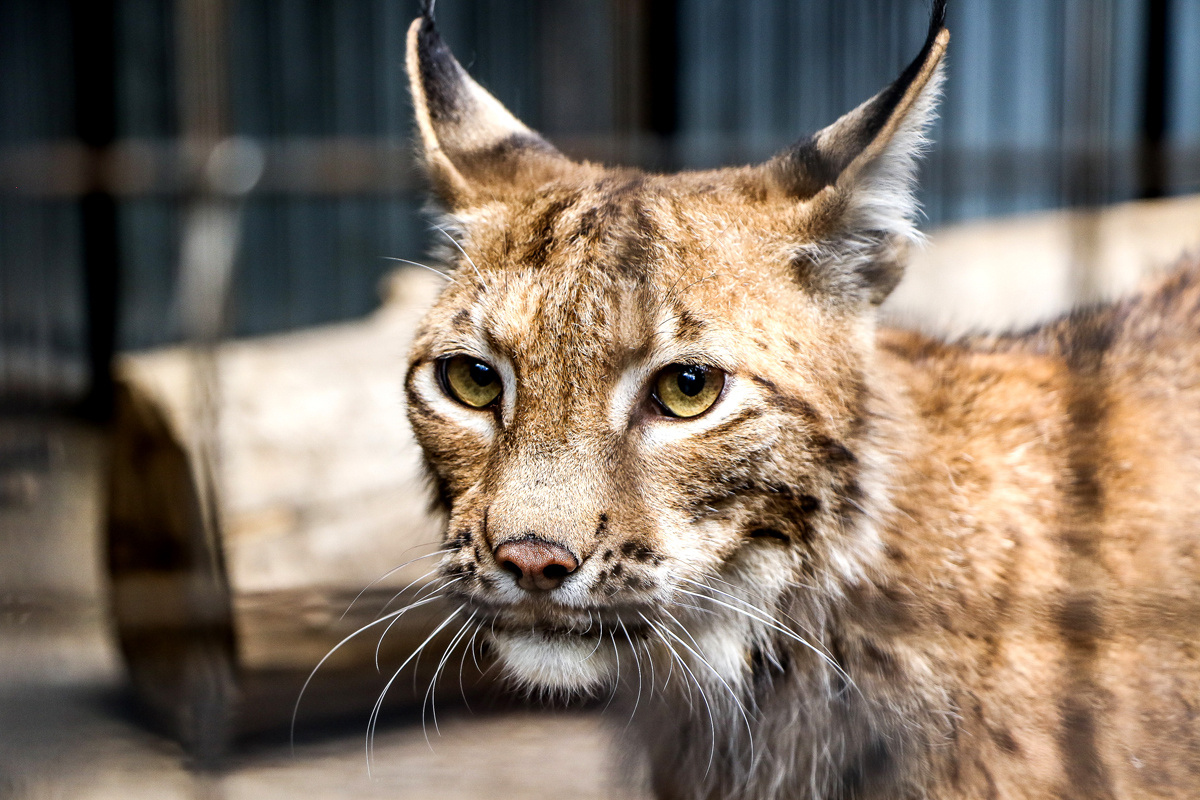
<box><xmin>400</xmin><ymin>4</ymin><xmax>1200</xmax><ymax>798</ymax></box>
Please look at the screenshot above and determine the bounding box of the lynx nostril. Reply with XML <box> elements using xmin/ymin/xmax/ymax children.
<box><xmin>494</xmin><ymin>537</ymin><xmax>579</xmax><ymax>592</ymax></box>
<box><xmin>542</xmin><ymin>563</ymin><xmax>569</xmax><ymax>580</ymax></box>
<box><xmin>499</xmin><ymin>558</ymin><xmax>525</xmax><ymax>580</ymax></box>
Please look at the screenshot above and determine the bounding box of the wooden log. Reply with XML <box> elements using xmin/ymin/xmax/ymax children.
<box><xmin>106</xmin><ymin>269</ymin><xmax>492</xmax><ymax>756</ymax></box>
<box><xmin>886</xmin><ymin>194</ymin><xmax>1200</xmax><ymax>334</ymax></box>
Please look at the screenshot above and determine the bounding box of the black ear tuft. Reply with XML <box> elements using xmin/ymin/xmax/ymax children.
<box><xmin>413</xmin><ymin>11</ymin><xmax>468</xmax><ymax>125</ymax></box>
<box><xmin>406</xmin><ymin>5</ymin><xmax>573</xmax><ymax>206</ymax></box>
<box><xmin>769</xmin><ymin>0</ymin><xmax>950</xmax><ymax>199</ymax></box>
<box><xmin>931</xmin><ymin>0</ymin><xmax>947</xmax><ymax>33</ymax></box>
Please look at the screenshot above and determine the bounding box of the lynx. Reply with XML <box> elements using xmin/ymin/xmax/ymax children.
<box><xmin>400</xmin><ymin>1</ymin><xmax>1200</xmax><ymax>797</ymax></box>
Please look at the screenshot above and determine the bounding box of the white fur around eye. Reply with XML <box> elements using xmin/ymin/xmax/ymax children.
<box><xmin>608</xmin><ymin>362</ymin><xmax>656</xmax><ymax>431</ymax></box>
<box><xmin>641</xmin><ymin>374</ymin><xmax>751</xmax><ymax>446</ymax></box>
<box><xmin>493</xmin><ymin>357</ymin><xmax>517</xmax><ymax>423</ymax></box>
<box><xmin>410</xmin><ymin>360</ymin><xmax>497</xmax><ymax>440</ymax></box>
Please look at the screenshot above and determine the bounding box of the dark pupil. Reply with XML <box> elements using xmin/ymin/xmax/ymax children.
<box><xmin>676</xmin><ymin>367</ymin><xmax>706</xmax><ymax>397</ymax></box>
<box><xmin>468</xmin><ymin>361</ymin><xmax>495</xmax><ymax>387</ymax></box>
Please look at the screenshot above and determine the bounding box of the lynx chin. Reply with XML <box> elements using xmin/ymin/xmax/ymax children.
<box><xmin>398</xmin><ymin>1</ymin><xmax>1200</xmax><ymax>797</ymax></box>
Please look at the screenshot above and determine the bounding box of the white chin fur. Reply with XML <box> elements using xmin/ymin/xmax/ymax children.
<box><xmin>491</xmin><ymin>630</ymin><xmax>616</xmax><ymax>694</ymax></box>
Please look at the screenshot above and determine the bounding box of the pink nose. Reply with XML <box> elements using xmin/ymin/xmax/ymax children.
<box><xmin>494</xmin><ymin>538</ymin><xmax>579</xmax><ymax>592</ymax></box>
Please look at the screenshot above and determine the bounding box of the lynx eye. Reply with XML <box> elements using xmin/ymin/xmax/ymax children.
<box><xmin>439</xmin><ymin>355</ymin><xmax>502</xmax><ymax>408</ymax></box>
<box><xmin>653</xmin><ymin>364</ymin><xmax>725</xmax><ymax>419</ymax></box>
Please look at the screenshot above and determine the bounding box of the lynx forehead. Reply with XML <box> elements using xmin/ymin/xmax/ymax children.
<box><xmin>400</xmin><ymin>2</ymin><xmax>1200</xmax><ymax>799</ymax></box>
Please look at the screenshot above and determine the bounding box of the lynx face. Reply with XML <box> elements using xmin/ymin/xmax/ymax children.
<box><xmin>406</xmin><ymin>183</ymin><xmax>880</xmax><ymax>690</ymax></box>
<box><xmin>403</xmin><ymin>5</ymin><xmax>947</xmax><ymax>694</ymax></box>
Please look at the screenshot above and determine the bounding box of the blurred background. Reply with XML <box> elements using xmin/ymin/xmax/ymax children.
<box><xmin>3</xmin><ymin>0</ymin><xmax>1199</xmax><ymax>410</ymax></box>
<box><xmin>1</xmin><ymin>0</ymin><xmax>1199</xmax><ymax>798</ymax></box>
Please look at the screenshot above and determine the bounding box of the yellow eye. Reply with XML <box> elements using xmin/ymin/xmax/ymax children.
<box><xmin>440</xmin><ymin>355</ymin><xmax>502</xmax><ymax>408</ymax></box>
<box><xmin>653</xmin><ymin>364</ymin><xmax>725</xmax><ymax>418</ymax></box>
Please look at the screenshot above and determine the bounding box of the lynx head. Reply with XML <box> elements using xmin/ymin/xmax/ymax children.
<box><xmin>404</xmin><ymin>2</ymin><xmax>948</xmax><ymax>694</ymax></box>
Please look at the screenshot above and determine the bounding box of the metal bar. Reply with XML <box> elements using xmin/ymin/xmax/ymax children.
<box><xmin>70</xmin><ymin>0</ymin><xmax>120</xmax><ymax>421</ymax></box>
<box><xmin>1138</xmin><ymin>0</ymin><xmax>1171</xmax><ymax>199</ymax></box>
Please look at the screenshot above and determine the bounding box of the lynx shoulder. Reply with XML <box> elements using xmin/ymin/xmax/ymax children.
<box><xmin>400</xmin><ymin>2</ymin><xmax>1200</xmax><ymax>798</ymax></box>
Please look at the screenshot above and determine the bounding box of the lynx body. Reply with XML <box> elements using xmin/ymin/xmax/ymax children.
<box><xmin>401</xmin><ymin>3</ymin><xmax>1200</xmax><ymax>797</ymax></box>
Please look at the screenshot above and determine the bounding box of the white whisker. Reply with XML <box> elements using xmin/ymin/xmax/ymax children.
<box><xmin>580</xmin><ymin>619</ymin><xmax>605</xmax><ymax>662</ymax></box>
<box><xmin>367</xmin><ymin>605</ymin><xmax>464</xmax><ymax>776</ymax></box>
<box><xmin>432</xmin><ymin>224</ymin><xmax>483</xmax><ymax>282</ymax></box>
<box><xmin>619</xmin><ymin>620</ymin><xmax>644</xmax><ymax>728</ymax></box>
<box><xmin>642</xmin><ymin>612</ymin><xmax>716</xmax><ymax>776</ymax></box>
<box><xmin>292</xmin><ymin>595</ymin><xmax>446</xmax><ymax>754</ymax></box>
<box><xmin>423</xmin><ymin>611</ymin><xmax>478</xmax><ymax>744</ymax></box>
<box><xmin>379</xmin><ymin>567</ymin><xmax>457</xmax><ymax>617</ymax></box>
<box><xmin>375</xmin><ymin>577</ymin><xmax>465</xmax><ymax>670</ymax></box>
<box><xmin>341</xmin><ymin>547</ymin><xmax>452</xmax><ymax>621</ymax></box>
<box><xmin>676</xmin><ymin>580</ymin><xmax>857</xmax><ymax>695</ymax></box>
<box><xmin>381</xmin><ymin>256</ymin><xmax>455</xmax><ymax>282</ymax></box>
<box><xmin>603</xmin><ymin>628</ymin><xmax>621</xmax><ymax>711</ymax></box>
<box><xmin>660</xmin><ymin>608</ymin><xmax>756</xmax><ymax>762</ymax></box>
<box><xmin>457</xmin><ymin>623</ymin><xmax>484</xmax><ymax>710</ymax></box>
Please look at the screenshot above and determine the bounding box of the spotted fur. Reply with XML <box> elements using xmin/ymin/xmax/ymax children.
<box><xmin>401</xmin><ymin>3</ymin><xmax>1200</xmax><ymax>798</ymax></box>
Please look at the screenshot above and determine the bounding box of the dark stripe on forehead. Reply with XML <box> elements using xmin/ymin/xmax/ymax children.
<box><xmin>450</xmin><ymin>308</ymin><xmax>474</xmax><ymax>335</ymax></box>
<box><xmin>571</xmin><ymin>177</ymin><xmax>640</xmax><ymax>250</ymax></box>
<box><xmin>571</xmin><ymin>174</ymin><xmax>650</xmax><ymax>281</ymax></box>
<box><xmin>610</xmin><ymin>200</ymin><xmax>656</xmax><ymax>280</ymax></box>
<box><xmin>672</xmin><ymin>307</ymin><xmax>707</xmax><ymax>343</ymax></box>
<box><xmin>522</xmin><ymin>195</ymin><xmax>577</xmax><ymax>270</ymax></box>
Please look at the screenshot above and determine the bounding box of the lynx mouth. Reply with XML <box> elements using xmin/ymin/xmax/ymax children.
<box><xmin>473</xmin><ymin>605</ymin><xmax>652</xmax><ymax>641</ymax></box>
<box><xmin>488</xmin><ymin>617</ymin><xmax>651</xmax><ymax>640</ymax></box>
<box><xmin>456</xmin><ymin>597</ymin><xmax>653</xmax><ymax>692</ymax></box>
<box><xmin>448</xmin><ymin>590</ymin><xmax>653</xmax><ymax>635</ymax></box>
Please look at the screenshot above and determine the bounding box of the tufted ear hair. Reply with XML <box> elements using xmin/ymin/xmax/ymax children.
<box><xmin>406</xmin><ymin>2</ymin><xmax>576</xmax><ymax>208</ymax></box>
<box><xmin>764</xmin><ymin>0</ymin><xmax>949</xmax><ymax>305</ymax></box>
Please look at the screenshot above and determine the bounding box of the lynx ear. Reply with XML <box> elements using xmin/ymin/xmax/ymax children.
<box><xmin>406</xmin><ymin>3</ymin><xmax>573</xmax><ymax>207</ymax></box>
<box><xmin>767</xmin><ymin>0</ymin><xmax>949</xmax><ymax>304</ymax></box>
